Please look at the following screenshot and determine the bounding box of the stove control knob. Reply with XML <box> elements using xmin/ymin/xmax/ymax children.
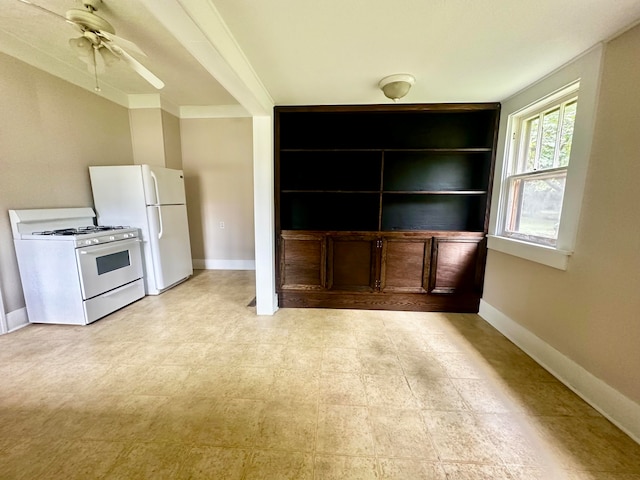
<box><xmin>110</xmin><ymin>236</ymin><xmax>115</xmax><ymax>241</ymax></box>
<box><xmin>85</xmin><ymin>240</ymin><xmax>92</xmax><ymax>245</ymax></box>
<box><xmin>123</xmin><ymin>234</ymin><xmax>129</xmax><ymax>238</ymax></box>
<box><xmin>93</xmin><ymin>239</ymin><xmax>99</xmax><ymax>244</ymax></box>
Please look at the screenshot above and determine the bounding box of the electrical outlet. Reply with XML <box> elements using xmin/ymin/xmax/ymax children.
<box><xmin>219</xmin><ymin>221</ymin><xmax>225</xmax><ymax>229</ymax></box>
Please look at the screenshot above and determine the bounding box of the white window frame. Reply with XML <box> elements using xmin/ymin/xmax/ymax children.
<box><xmin>500</xmin><ymin>84</ymin><xmax>579</xmax><ymax>247</ymax></box>
<box><xmin>488</xmin><ymin>45</ymin><xmax>604</xmax><ymax>270</ymax></box>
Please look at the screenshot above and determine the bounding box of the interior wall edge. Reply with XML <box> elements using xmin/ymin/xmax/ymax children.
<box><xmin>0</xmin><ymin>284</ymin><xmax>7</xmax><ymax>334</ymax></box>
<box><xmin>478</xmin><ymin>299</ymin><xmax>640</xmax><ymax>445</ymax></box>
<box><xmin>252</xmin><ymin>115</ymin><xmax>278</xmax><ymax>316</ymax></box>
<box><xmin>4</xmin><ymin>307</ymin><xmax>28</xmax><ymax>335</ymax></box>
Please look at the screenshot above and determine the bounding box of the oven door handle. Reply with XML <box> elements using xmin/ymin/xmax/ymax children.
<box><xmin>79</xmin><ymin>239</ymin><xmax>141</xmax><ymax>254</ymax></box>
<box><xmin>101</xmin><ymin>282</ymin><xmax>138</xmax><ymax>297</ymax></box>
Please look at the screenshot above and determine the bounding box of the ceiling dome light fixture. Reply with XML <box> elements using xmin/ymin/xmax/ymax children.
<box><xmin>379</xmin><ymin>74</ymin><xmax>415</xmax><ymax>102</ymax></box>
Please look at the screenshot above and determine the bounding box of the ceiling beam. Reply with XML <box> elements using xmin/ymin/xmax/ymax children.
<box><xmin>138</xmin><ymin>0</ymin><xmax>274</xmax><ymax>116</ymax></box>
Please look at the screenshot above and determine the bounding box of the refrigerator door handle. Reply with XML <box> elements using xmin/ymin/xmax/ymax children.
<box><xmin>153</xmin><ymin>205</ymin><xmax>164</xmax><ymax>239</ymax></box>
<box><xmin>149</xmin><ymin>170</ymin><xmax>161</xmax><ymax>205</ymax></box>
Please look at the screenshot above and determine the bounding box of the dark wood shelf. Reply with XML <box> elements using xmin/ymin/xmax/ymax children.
<box><xmin>282</xmin><ymin>190</ymin><xmax>381</xmax><ymax>194</ymax></box>
<box><xmin>283</xmin><ymin>190</ymin><xmax>488</xmax><ymax>194</ymax></box>
<box><xmin>384</xmin><ymin>147</ymin><xmax>493</xmax><ymax>153</ymax></box>
<box><xmin>382</xmin><ymin>190</ymin><xmax>487</xmax><ymax>195</ymax></box>
<box><xmin>275</xmin><ymin>103</ymin><xmax>500</xmax><ymax>313</ymax></box>
<box><xmin>281</xmin><ymin>148</ymin><xmax>382</xmax><ymax>152</ymax></box>
<box><xmin>280</xmin><ymin>147</ymin><xmax>493</xmax><ymax>153</ymax></box>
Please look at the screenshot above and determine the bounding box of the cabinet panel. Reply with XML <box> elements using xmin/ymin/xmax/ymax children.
<box><xmin>380</xmin><ymin>237</ymin><xmax>430</xmax><ymax>293</ymax></box>
<box><xmin>328</xmin><ymin>236</ymin><xmax>377</xmax><ymax>292</ymax></box>
<box><xmin>429</xmin><ymin>237</ymin><xmax>483</xmax><ymax>294</ymax></box>
<box><xmin>280</xmin><ymin>234</ymin><xmax>325</xmax><ymax>290</ymax></box>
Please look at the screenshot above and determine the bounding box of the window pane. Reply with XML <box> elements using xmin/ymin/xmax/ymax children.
<box><xmin>502</xmin><ymin>86</ymin><xmax>579</xmax><ymax>249</ymax></box>
<box><xmin>558</xmin><ymin>101</ymin><xmax>577</xmax><ymax>167</ymax></box>
<box><xmin>539</xmin><ymin>108</ymin><xmax>559</xmax><ymax>170</ymax></box>
<box><xmin>524</xmin><ymin>117</ymin><xmax>539</xmax><ymax>172</ymax></box>
<box><xmin>506</xmin><ymin>172</ymin><xmax>567</xmax><ymax>243</ymax></box>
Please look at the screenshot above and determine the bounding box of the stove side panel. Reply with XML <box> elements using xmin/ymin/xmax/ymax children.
<box><xmin>13</xmin><ymin>240</ymin><xmax>86</xmax><ymax>325</ymax></box>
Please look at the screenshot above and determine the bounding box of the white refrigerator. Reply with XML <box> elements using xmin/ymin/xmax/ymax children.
<box><xmin>89</xmin><ymin>165</ymin><xmax>193</xmax><ymax>295</ymax></box>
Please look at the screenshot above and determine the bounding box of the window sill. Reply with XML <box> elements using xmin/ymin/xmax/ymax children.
<box><xmin>487</xmin><ymin>235</ymin><xmax>572</xmax><ymax>270</ymax></box>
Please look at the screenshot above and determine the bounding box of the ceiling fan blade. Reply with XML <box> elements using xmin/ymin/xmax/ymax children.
<box><xmin>108</xmin><ymin>44</ymin><xmax>164</xmax><ymax>90</ymax></box>
<box><xmin>97</xmin><ymin>31</ymin><xmax>146</xmax><ymax>57</ymax></box>
<box><xmin>16</xmin><ymin>0</ymin><xmax>67</xmax><ymax>22</ymax></box>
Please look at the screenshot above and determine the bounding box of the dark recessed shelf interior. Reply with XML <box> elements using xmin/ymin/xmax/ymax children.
<box><xmin>381</xmin><ymin>194</ymin><xmax>487</xmax><ymax>232</ymax></box>
<box><xmin>280</xmin><ymin>151</ymin><xmax>381</xmax><ymax>191</ymax></box>
<box><xmin>383</xmin><ymin>151</ymin><xmax>492</xmax><ymax>192</ymax></box>
<box><xmin>280</xmin><ymin>192</ymin><xmax>380</xmax><ymax>231</ymax></box>
<box><xmin>276</xmin><ymin>104</ymin><xmax>498</xmax><ymax>233</ymax></box>
<box><xmin>278</xmin><ymin>110</ymin><xmax>497</xmax><ymax>150</ymax></box>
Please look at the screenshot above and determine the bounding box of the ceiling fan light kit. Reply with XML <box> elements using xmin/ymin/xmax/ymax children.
<box><xmin>379</xmin><ymin>74</ymin><xmax>415</xmax><ymax>102</ymax></box>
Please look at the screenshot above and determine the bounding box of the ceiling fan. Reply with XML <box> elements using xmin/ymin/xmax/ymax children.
<box><xmin>17</xmin><ymin>0</ymin><xmax>164</xmax><ymax>90</ymax></box>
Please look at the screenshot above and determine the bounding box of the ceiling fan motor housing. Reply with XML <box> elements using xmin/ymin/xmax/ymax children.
<box><xmin>66</xmin><ymin>0</ymin><xmax>115</xmax><ymax>34</ymax></box>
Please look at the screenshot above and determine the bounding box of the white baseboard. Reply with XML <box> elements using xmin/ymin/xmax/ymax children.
<box><xmin>6</xmin><ymin>307</ymin><xmax>29</xmax><ymax>333</ymax></box>
<box><xmin>192</xmin><ymin>259</ymin><xmax>256</xmax><ymax>270</ymax></box>
<box><xmin>479</xmin><ymin>299</ymin><xmax>640</xmax><ymax>444</ymax></box>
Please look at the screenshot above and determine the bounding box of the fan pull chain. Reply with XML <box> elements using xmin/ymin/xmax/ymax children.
<box><xmin>93</xmin><ymin>46</ymin><xmax>101</xmax><ymax>92</ymax></box>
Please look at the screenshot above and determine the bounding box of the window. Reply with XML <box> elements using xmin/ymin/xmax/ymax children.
<box><xmin>500</xmin><ymin>85</ymin><xmax>579</xmax><ymax>247</ymax></box>
<box><xmin>488</xmin><ymin>46</ymin><xmax>602</xmax><ymax>270</ymax></box>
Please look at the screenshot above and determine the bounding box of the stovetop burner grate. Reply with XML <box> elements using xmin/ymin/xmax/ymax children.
<box><xmin>78</xmin><ymin>225</ymin><xmax>127</xmax><ymax>232</ymax></box>
<box><xmin>32</xmin><ymin>225</ymin><xmax>129</xmax><ymax>236</ymax></box>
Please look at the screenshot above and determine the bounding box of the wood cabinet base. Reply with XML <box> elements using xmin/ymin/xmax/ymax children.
<box><xmin>278</xmin><ymin>230</ymin><xmax>485</xmax><ymax>313</ymax></box>
<box><xmin>279</xmin><ymin>291</ymin><xmax>481</xmax><ymax>313</ymax></box>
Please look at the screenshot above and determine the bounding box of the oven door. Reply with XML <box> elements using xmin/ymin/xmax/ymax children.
<box><xmin>75</xmin><ymin>238</ymin><xmax>144</xmax><ymax>300</ymax></box>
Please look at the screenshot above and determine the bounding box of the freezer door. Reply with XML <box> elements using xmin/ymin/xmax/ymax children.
<box><xmin>141</xmin><ymin>165</ymin><xmax>186</xmax><ymax>205</ymax></box>
<box><xmin>147</xmin><ymin>204</ymin><xmax>193</xmax><ymax>290</ymax></box>
<box><xmin>90</xmin><ymin>166</ymin><xmax>148</xmax><ymax>227</ymax></box>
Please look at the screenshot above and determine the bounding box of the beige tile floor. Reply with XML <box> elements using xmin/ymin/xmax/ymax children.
<box><xmin>1</xmin><ymin>270</ymin><xmax>639</xmax><ymax>479</ymax></box>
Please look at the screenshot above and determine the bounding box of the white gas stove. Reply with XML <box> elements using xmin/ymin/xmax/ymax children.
<box><xmin>9</xmin><ymin>208</ymin><xmax>145</xmax><ymax>325</ymax></box>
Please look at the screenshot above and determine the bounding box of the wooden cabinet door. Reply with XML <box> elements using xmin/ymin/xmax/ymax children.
<box><xmin>380</xmin><ymin>236</ymin><xmax>431</xmax><ymax>293</ymax></box>
<box><xmin>279</xmin><ymin>233</ymin><xmax>326</xmax><ymax>290</ymax></box>
<box><xmin>429</xmin><ymin>237</ymin><xmax>484</xmax><ymax>294</ymax></box>
<box><xmin>327</xmin><ymin>235</ymin><xmax>377</xmax><ymax>292</ymax></box>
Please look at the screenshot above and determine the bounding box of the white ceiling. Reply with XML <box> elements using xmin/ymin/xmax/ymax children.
<box><xmin>1</xmin><ymin>0</ymin><xmax>640</xmax><ymax>111</ymax></box>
